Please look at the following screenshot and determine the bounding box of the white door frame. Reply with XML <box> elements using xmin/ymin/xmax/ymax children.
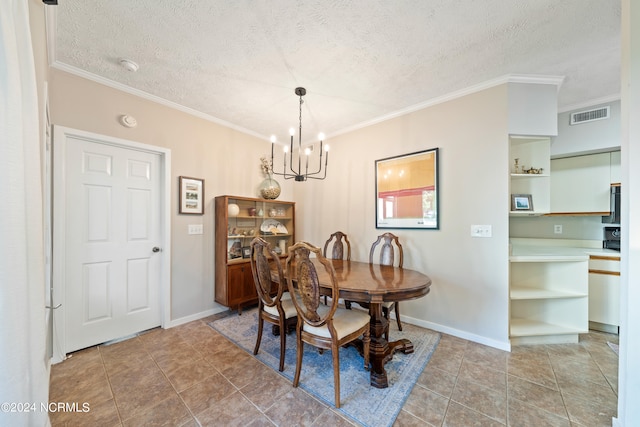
<box><xmin>51</xmin><ymin>125</ymin><xmax>171</xmax><ymax>363</ymax></box>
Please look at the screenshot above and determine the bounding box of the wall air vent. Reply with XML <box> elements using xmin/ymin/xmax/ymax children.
<box><xmin>570</xmin><ymin>106</ymin><xmax>610</xmax><ymax>125</ymax></box>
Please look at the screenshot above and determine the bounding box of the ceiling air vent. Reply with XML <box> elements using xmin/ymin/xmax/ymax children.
<box><xmin>570</xmin><ymin>106</ymin><xmax>610</xmax><ymax>125</ymax></box>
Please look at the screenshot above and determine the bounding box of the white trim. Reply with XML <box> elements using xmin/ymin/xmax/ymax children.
<box><xmin>44</xmin><ymin>5</ymin><xmax>56</xmax><ymax>67</ymax></box>
<box><xmin>50</xmin><ymin>61</ymin><xmax>265</xmax><ymax>140</ymax></box>
<box><xmin>327</xmin><ymin>74</ymin><xmax>565</xmax><ymax>140</ymax></box>
<box><xmin>558</xmin><ymin>94</ymin><xmax>621</xmax><ymax>114</ymax></box>
<box><xmin>165</xmin><ymin>306</ymin><xmax>229</xmax><ymax>329</ymax></box>
<box><xmin>402</xmin><ymin>315</ymin><xmax>512</xmax><ymax>352</ymax></box>
<box><xmin>51</xmin><ymin>126</ymin><xmax>172</xmax><ymax>362</ymax></box>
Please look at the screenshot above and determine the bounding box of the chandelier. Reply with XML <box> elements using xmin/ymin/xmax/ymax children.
<box><xmin>270</xmin><ymin>87</ymin><xmax>329</xmax><ymax>181</ymax></box>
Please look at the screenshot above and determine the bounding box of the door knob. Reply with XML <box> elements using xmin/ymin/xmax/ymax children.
<box><xmin>152</xmin><ymin>247</ymin><xmax>161</xmax><ymax>253</ymax></box>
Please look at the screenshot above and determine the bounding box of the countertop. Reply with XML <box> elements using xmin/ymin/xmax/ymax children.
<box><xmin>510</xmin><ymin>245</ymin><xmax>620</xmax><ymax>262</ymax></box>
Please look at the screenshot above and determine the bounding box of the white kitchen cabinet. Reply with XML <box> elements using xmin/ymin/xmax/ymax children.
<box><xmin>510</xmin><ymin>253</ymin><xmax>588</xmax><ymax>345</ymax></box>
<box><xmin>550</xmin><ymin>153</ymin><xmax>611</xmax><ymax>214</ymax></box>
<box><xmin>610</xmin><ymin>150</ymin><xmax>621</xmax><ymax>184</ymax></box>
<box><xmin>588</xmin><ymin>255</ymin><xmax>620</xmax><ymax>333</ymax></box>
<box><xmin>509</xmin><ymin>136</ymin><xmax>551</xmax><ymax>216</ymax></box>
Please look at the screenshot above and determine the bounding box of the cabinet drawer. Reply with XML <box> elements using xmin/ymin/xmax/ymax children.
<box><xmin>589</xmin><ymin>256</ymin><xmax>620</xmax><ymax>274</ymax></box>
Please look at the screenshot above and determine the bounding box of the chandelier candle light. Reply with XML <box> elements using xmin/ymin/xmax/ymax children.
<box><xmin>270</xmin><ymin>87</ymin><xmax>329</xmax><ymax>181</ymax></box>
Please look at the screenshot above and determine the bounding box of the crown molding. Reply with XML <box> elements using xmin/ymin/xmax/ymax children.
<box><xmin>50</xmin><ymin>61</ymin><xmax>265</xmax><ymax>140</ymax></box>
<box><xmin>558</xmin><ymin>94</ymin><xmax>621</xmax><ymax>113</ymax></box>
<box><xmin>328</xmin><ymin>74</ymin><xmax>565</xmax><ymax>139</ymax></box>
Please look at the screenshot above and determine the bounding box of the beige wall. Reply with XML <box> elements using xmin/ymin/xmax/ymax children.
<box><xmin>293</xmin><ymin>85</ymin><xmax>512</xmax><ymax>347</ymax></box>
<box><xmin>49</xmin><ymin>70</ymin><xmax>293</xmax><ymax>320</ymax></box>
<box><xmin>49</xmin><ymin>68</ymin><xmax>513</xmax><ymax>347</ymax></box>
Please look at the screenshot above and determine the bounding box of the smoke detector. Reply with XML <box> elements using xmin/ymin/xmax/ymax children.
<box><xmin>119</xmin><ymin>58</ymin><xmax>139</xmax><ymax>72</ymax></box>
<box><xmin>119</xmin><ymin>115</ymin><xmax>138</xmax><ymax>128</ymax></box>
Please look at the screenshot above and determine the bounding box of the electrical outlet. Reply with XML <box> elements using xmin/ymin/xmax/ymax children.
<box><xmin>471</xmin><ymin>225</ymin><xmax>492</xmax><ymax>238</ymax></box>
<box><xmin>188</xmin><ymin>224</ymin><xmax>203</xmax><ymax>235</ymax></box>
<box><xmin>554</xmin><ymin>224</ymin><xmax>563</xmax><ymax>234</ymax></box>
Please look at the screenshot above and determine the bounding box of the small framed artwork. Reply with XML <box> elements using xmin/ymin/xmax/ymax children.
<box><xmin>375</xmin><ymin>147</ymin><xmax>439</xmax><ymax>229</ymax></box>
<box><xmin>511</xmin><ymin>194</ymin><xmax>533</xmax><ymax>211</ymax></box>
<box><xmin>241</xmin><ymin>246</ymin><xmax>251</xmax><ymax>258</ymax></box>
<box><xmin>179</xmin><ymin>176</ymin><xmax>204</xmax><ymax>215</ymax></box>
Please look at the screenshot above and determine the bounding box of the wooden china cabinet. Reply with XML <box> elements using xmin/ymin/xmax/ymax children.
<box><xmin>214</xmin><ymin>195</ymin><xmax>295</xmax><ymax>312</ymax></box>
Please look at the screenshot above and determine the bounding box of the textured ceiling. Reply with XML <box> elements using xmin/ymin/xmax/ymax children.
<box><xmin>50</xmin><ymin>0</ymin><xmax>621</xmax><ymax>144</ymax></box>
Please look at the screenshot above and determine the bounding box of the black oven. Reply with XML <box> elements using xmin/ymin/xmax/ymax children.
<box><xmin>603</xmin><ymin>226</ymin><xmax>621</xmax><ymax>251</ymax></box>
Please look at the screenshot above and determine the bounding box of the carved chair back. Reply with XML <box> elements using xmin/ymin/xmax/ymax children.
<box><xmin>369</xmin><ymin>232</ymin><xmax>404</xmax><ymax>267</ymax></box>
<box><xmin>250</xmin><ymin>237</ymin><xmax>286</xmax><ymax>308</ymax></box>
<box><xmin>286</xmin><ymin>241</ymin><xmax>340</xmax><ymax>328</ymax></box>
<box><xmin>323</xmin><ymin>231</ymin><xmax>351</xmax><ymax>261</ymax></box>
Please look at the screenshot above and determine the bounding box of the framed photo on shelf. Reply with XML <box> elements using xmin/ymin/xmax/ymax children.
<box><xmin>241</xmin><ymin>246</ymin><xmax>251</xmax><ymax>258</ymax></box>
<box><xmin>375</xmin><ymin>148</ymin><xmax>439</xmax><ymax>229</ymax></box>
<box><xmin>179</xmin><ymin>176</ymin><xmax>204</xmax><ymax>214</ymax></box>
<box><xmin>511</xmin><ymin>194</ymin><xmax>533</xmax><ymax>211</ymax></box>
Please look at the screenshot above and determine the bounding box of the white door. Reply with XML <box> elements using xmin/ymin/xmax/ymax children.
<box><xmin>53</xmin><ymin>127</ymin><xmax>167</xmax><ymax>354</ymax></box>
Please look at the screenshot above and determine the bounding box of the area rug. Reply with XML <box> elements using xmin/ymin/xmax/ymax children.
<box><xmin>209</xmin><ymin>308</ymin><xmax>440</xmax><ymax>427</ymax></box>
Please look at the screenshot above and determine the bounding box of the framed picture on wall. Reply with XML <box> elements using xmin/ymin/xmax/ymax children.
<box><xmin>375</xmin><ymin>148</ymin><xmax>439</xmax><ymax>229</ymax></box>
<box><xmin>179</xmin><ymin>176</ymin><xmax>204</xmax><ymax>215</ymax></box>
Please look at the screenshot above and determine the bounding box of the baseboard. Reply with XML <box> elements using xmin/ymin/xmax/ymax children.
<box><xmin>589</xmin><ymin>321</ymin><xmax>619</xmax><ymax>334</ymax></box>
<box><xmin>401</xmin><ymin>315</ymin><xmax>511</xmax><ymax>352</ymax></box>
<box><xmin>165</xmin><ymin>306</ymin><xmax>228</xmax><ymax>328</ymax></box>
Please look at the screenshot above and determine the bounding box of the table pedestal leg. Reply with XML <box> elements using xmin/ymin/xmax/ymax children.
<box><xmin>367</xmin><ymin>303</ymin><xmax>414</xmax><ymax>388</ymax></box>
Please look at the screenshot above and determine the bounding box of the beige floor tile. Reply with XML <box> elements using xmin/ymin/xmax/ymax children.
<box><xmin>402</xmin><ymin>384</ymin><xmax>449</xmax><ymax>426</ymax></box>
<box><xmin>313</xmin><ymin>407</ymin><xmax>359</xmax><ymax>427</ymax></box>
<box><xmin>415</xmin><ymin>365</ymin><xmax>457</xmax><ymax>398</ymax></box>
<box><xmin>507</xmin><ymin>356</ymin><xmax>558</xmax><ymax>390</ymax></box>
<box><xmin>443</xmin><ymin>401</ymin><xmax>505</xmax><ymax>427</ymax></box>
<box><xmin>48</xmin><ymin>316</ymin><xmax>620</xmax><ymax>427</ymax></box>
<box><xmin>179</xmin><ymin>371</ymin><xmax>238</xmax><ymax>415</ymax></box>
<box><xmin>194</xmin><ymin>390</ymin><xmax>269</xmax><ymax>426</ymax></box>
<box><xmin>507</xmin><ymin>375</ymin><xmax>568</xmax><ymax>419</ymax></box>
<box><xmin>458</xmin><ymin>359</ymin><xmax>507</xmax><ymax>392</ymax></box>
<box><xmin>451</xmin><ymin>377</ymin><xmax>507</xmax><ymax>423</ymax></box>
<box><xmin>239</xmin><ymin>367</ymin><xmax>295</xmax><ymax>411</ymax></box>
<box><xmin>109</xmin><ymin>364</ymin><xmax>176</xmax><ymax>421</ymax></box>
<box><xmin>49</xmin><ymin>397</ymin><xmax>120</xmax><ymax>427</ymax></box>
<box><xmin>428</xmin><ymin>347</ymin><xmax>463</xmax><ymax>375</ymax></box>
<box><xmin>393</xmin><ymin>409</ymin><xmax>433</xmax><ymax>426</ymax></box>
<box><xmin>262</xmin><ymin>388</ymin><xmax>328</xmax><ymax>427</ymax></box>
<box><xmin>463</xmin><ymin>342</ymin><xmax>508</xmax><ymax>371</ymax></box>
<box><xmin>562</xmin><ymin>392</ymin><xmax>618</xmax><ymax>427</ymax></box>
<box><xmin>164</xmin><ymin>357</ymin><xmax>220</xmax><ymax>392</ymax></box>
<box><xmin>507</xmin><ymin>397</ymin><xmax>571</xmax><ymax>427</ymax></box>
<box><xmin>121</xmin><ymin>394</ymin><xmax>192</xmax><ymax>427</ymax></box>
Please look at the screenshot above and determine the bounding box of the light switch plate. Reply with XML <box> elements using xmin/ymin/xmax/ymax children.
<box><xmin>471</xmin><ymin>224</ymin><xmax>492</xmax><ymax>238</ymax></box>
<box><xmin>554</xmin><ymin>224</ymin><xmax>563</xmax><ymax>234</ymax></box>
<box><xmin>188</xmin><ymin>224</ymin><xmax>203</xmax><ymax>235</ymax></box>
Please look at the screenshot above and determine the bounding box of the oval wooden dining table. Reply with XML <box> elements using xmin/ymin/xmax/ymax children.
<box><xmin>282</xmin><ymin>258</ymin><xmax>432</xmax><ymax>389</ymax></box>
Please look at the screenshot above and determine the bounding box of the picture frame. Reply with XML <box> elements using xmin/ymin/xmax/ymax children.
<box><xmin>511</xmin><ymin>194</ymin><xmax>533</xmax><ymax>211</ymax></box>
<box><xmin>179</xmin><ymin>176</ymin><xmax>204</xmax><ymax>215</ymax></box>
<box><xmin>375</xmin><ymin>148</ymin><xmax>439</xmax><ymax>230</ymax></box>
<box><xmin>241</xmin><ymin>246</ymin><xmax>251</xmax><ymax>258</ymax></box>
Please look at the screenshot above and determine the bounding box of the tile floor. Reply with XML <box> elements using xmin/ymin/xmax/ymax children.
<box><xmin>49</xmin><ymin>314</ymin><xmax>619</xmax><ymax>426</ymax></box>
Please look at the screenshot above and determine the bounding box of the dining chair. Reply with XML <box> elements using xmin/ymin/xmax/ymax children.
<box><xmin>285</xmin><ymin>241</ymin><xmax>370</xmax><ymax>408</ymax></box>
<box><xmin>322</xmin><ymin>231</ymin><xmax>351</xmax><ymax>306</ymax></box>
<box><xmin>370</xmin><ymin>232</ymin><xmax>404</xmax><ymax>338</ymax></box>
<box><xmin>249</xmin><ymin>237</ymin><xmax>297</xmax><ymax>372</ymax></box>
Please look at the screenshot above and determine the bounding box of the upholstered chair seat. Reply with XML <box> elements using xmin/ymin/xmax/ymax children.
<box><xmin>302</xmin><ymin>305</ymin><xmax>370</xmax><ymax>339</ymax></box>
<box><xmin>263</xmin><ymin>293</ymin><xmax>297</xmax><ymax>319</ymax></box>
<box><xmin>286</xmin><ymin>241</ymin><xmax>370</xmax><ymax>408</ymax></box>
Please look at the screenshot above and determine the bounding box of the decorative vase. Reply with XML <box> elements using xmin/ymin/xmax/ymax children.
<box><xmin>259</xmin><ymin>175</ymin><xmax>281</xmax><ymax>199</ymax></box>
<box><xmin>227</xmin><ymin>203</ymin><xmax>240</xmax><ymax>217</ymax></box>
